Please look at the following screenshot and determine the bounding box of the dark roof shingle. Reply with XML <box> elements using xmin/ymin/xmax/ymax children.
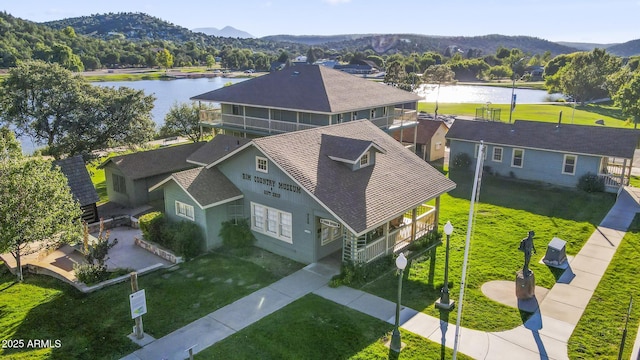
<box><xmin>191</xmin><ymin>65</ymin><xmax>421</xmax><ymax>113</ymax></box>
<box><xmin>446</xmin><ymin>120</ymin><xmax>640</xmax><ymax>158</ymax></box>
<box><xmin>99</xmin><ymin>142</ymin><xmax>205</xmax><ymax>180</ymax></box>
<box><xmin>54</xmin><ymin>155</ymin><xmax>99</xmax><ymax>206</ymax></box>
<box><xmin>187</xmin><ymin>134</ymin><xmax>251</xmax><ymax>166</ymax></box>
<box><xmin>170</xmin><ymin>167</ymin><xmax>242</xmax><ymax>208</ymax></box>
<box><xmin>392</xmin><ymin>119</ymin><xmax>446</xmax><ymax>145</ymax></box>
<box><xmin>252</xmin><ymin>120</ymin><xmax>456</xmax><ymax>234</ymax></box>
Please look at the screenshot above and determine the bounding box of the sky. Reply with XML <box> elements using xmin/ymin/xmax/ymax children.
<box><xmin>2</xmin><ymin>0</ymin><xmax>639</xmax><ymax>44</ymax></box>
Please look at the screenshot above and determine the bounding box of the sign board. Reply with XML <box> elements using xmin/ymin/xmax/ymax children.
<box><xmin>130</xmin><ymin>289</ymin><xmax>147</xmax><ymax>319</ymax></box>
<box><xmin>320</xmin><ymin>218</ymin><xmax>340</xmax><ymax>228</ymax></box>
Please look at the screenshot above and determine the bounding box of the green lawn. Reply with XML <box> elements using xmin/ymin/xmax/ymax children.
<box><xmin>362</xmin><ymin>171</ymin><xmax>615</xmax><ymax>332</ymax></box>
<box><xmin>568</xmin><ymin>214</ymin><xmax>640</xmax><ymax>359</ymax></box>
<box><xmin>197</xmin><ymin>294</ymin><xmax>474</xmax><ymax>360</ymax></box>
<box><xmin>418</xmin><ymin>102</ymin><xmax>632</xmax><ymax>128</ymax></box>
<box><xmin>86</xmin><ymin>158</ymin><xmax>108</xmax><ymax>204</ymax></box>
<box><xmin>0</xmin><ymin>249</ymin><xmax>302</xmax><ymax>359</ymax></box>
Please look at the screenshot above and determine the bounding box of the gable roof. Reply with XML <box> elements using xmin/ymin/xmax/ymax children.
<box><xmin>323</xmin><ymin>134</ymin><xmax>385</xmax><ymax>164</ymax></box>
<box><xmin>150</xmin><ymin>167</ymin><xmax>243</xmax><ymax>209</ymax></box>
<box><xmin>190</xmin><ymin>65</ymin><xmax>421</xmax><ymax>114</ymax></box>
<box><xmin>187</xmin><ymin>134</ymin><xmax>251</xmax><ymax>166</ymax></box>
<box><xmin>392</xmin><ymin>118</ymin><xmax>447</xmax><ymax>145</ymax></box>
<box><xmin>54</xmin><ymin>155</ymin><xmax>99</xmax><ymax>207</ymax></box>
<box><xmin>446</xmin><ymin>119</ymin><xmax>640</xmax><ymax>159</ymax></box>
<box><xmin>249</xmin><ymin>120</ymin><xmax>456</xmax><ymax>235</ymax></box>
<box><xmin>99</xmin><ymin>142</ymin><xmax>205</xmax><ymax>180</ymax></box>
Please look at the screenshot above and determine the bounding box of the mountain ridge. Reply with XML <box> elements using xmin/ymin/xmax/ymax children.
<box><xmin>192</xmin><ymin>26</ymin><xmax>253</xmax><ymax>38</ymax></box>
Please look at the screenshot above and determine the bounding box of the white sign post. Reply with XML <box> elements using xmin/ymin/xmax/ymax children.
<box><xmin>130</xmin><ymin>272</ymin><xmax>146</xmax><ymax>339</ymax></box>
<box><xmin>130</xmin><ymin>289</ymin><xmax>147</xmax><ymax>319</ymax></box>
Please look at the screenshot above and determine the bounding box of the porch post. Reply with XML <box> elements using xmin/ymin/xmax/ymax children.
<box><xmin>384</xmin><ymin>221</ymin><xmax>390</xmax><ymax>255</ymax></box>
<box><xmin>434</xmin><ymin>196</ymin><xmax>441</xmax><ymax>234</ymax></box>
<box><xmin>628</xmin><ymin>157</ymin><xmax>634</xmax><ymax>186</ymax></box>
<box><xmin>621</xmin><ymin>158</ymin><xmax>628</xmax><ymax>186</ymax></box>
<box><xmin>411</xmin><ymin>208</ymin><xmax>417</xmax><ymax>242</ymax></box>
<box><xmin>414</xmin><ymin>120</ymin><xmax>418</xmax><ymax>156</ymax></box>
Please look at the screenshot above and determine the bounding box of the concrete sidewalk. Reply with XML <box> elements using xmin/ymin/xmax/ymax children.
<box><xmin>121</xmin><ymin>261</ymin><xmax>338</xmax><ymax>360</ymax></box>
<box><xmin>120</xmin><ymin>187</ymin><xmax>640</xmax><ymax>360</ymax></box>
<box><xmin>311</xmin><ymin>186</ymin><xmax>640</xmax><ymax>359</ymax></box>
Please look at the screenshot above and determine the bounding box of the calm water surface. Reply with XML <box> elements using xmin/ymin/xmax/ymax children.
<box><xmin>18</xmin><ymin>78</ymin><xmax>556</xmax><ymax>153</ymax></box>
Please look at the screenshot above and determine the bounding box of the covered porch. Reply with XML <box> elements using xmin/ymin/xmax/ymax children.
<box><xmin>342</xmin><ymin>203</ymin><xmax>437</xmax><ymax>263</ymax></box>
<box><xmin>598</xmin><ymin>156</ymin><xmax>633</xmax><ymax>193</ymax></box>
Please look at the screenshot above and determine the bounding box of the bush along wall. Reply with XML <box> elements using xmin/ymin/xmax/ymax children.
<box><xmin>138</xmin><ymin>211</ymin><xmax>204</xmax><ymax>260</ymax></box>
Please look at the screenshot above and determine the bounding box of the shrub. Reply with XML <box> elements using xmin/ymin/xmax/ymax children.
<box><xmin>408</xmin><ymin>231</ymin><xmax>442</xmax><ymax>252</ymax></box>
<box><xmin>219</xmin><ymin>218</ymin><xmax>255</xmax><ymax>249</ymax></box>
<box><xmin>74</xmin><ymin>263</ymin><xmax>107</xmax><ymax>285</ymax></box>
<box><xmin>329</xmin><ymin>255</ymin><xmax>395</xmax><ymax>288</ymax></box>
<box><xmin>170</xmin><ymin>221</ymin><xmax>204</xmax><ymax>260</ymax></box>
<box><xmin>577</xmin><ymin>172</ymin><xmax>605</xmax><ymax>193</ymax></box>
<box><xmin>452</xmin><ymin>152</ymin><xmax>471</xmax><ymax>169</ymax></box>
<box><xmin>139</xmin><ymin>212</ymin><xmax>166</xmax><ymax>244</ymax></box>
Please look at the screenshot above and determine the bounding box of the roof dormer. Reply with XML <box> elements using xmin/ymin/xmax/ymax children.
<box><xmin>322</xmin><ymin>134</ymin><xmax>386</xmax><ymax>171</ymax></box>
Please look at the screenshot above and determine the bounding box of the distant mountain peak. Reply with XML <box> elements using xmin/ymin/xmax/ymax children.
<box><xmin>192</xmin><ymin>26</ymin><xmax>253</xmax><ymax>38</ymax></box>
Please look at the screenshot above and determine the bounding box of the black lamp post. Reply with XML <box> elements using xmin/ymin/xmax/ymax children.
<box><xmin>436</xmin><ymin>221</ymin><xmax>455</xmax><ymax>310</ymax></box>
<box><xmin>390</xmin><ymin>252</ymin><xmax>408</xmax><ymax>352</ymax></box>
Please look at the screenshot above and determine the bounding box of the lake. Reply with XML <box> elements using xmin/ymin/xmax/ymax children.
<box><xmin>416</xmin><ymin>83</ymin><xmax>563</xmax><ymax>104</ymax></box>
<box><xmin>16</xmin><ymin>78</ymin><xmax>557</xmax><ymax>153</ymax></box>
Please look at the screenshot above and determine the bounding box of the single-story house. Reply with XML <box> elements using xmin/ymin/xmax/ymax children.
<box><xmin>392</xmin><ymin>118</ymin><xmax>449</xmax><ymax>162</ymax></box>
<box><xmin>446</xmin><ymin>119</ymin><xmax>640</xmax><ymax>192</ymax></box>
<box><xmin>151</xmin><ymin>120</ymin><xmax>456</xmax><ymax>264</ymax></box>
<box><xmin>192</xmin><ymin>64</ymin><xmax>420</xmax><ymax>140</ymax></box>
<box><xmin>99</xmin><ymin>143</ymin><xmax>205</xmax><ymax>208</ymax></box>
<box><xmin>55</xmin><ymin>155</ymin><xmax>100</xmax><ymax>223</ymax></box>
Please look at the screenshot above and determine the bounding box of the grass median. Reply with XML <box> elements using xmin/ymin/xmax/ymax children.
<box><xmin>197</xmin><ymin>294</ymin><xmax>474</xmax><ymax>360</ymax></box>
<box><xmin>0</xmin><ymin>249</ymin><xmax>302</xmax><ymax>359</ymax></box>
<box><xmin>362</xmin><ymin>170</ymin><xmax>615</xmax><ymax>332</ymax></box>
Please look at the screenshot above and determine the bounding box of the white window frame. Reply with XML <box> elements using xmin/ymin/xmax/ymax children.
<box><xmin>474</xmin><ymin>144</ymin><xmax>487</xmax><ymax>159</ymax></box>
<box><xmin>562</xmin><ymin>154</ymin><xmax>577</xmax><ymax>175</ymax></box>
<box><xmin>321</xmin><ymin>223</ymin><xmax>342</xmax><ymax>246</ymax></box>
<box><xmin>435</xmin><ymin>142</ymin><xmax>442</xmax><ymax>150</ymax></box>
<box><xmin>256</xmin><ymin>156</ymin><xmax>268</xmax><ymax>173</ymax></box>
<box><xmin>251</xmin><ymin>202</ymin><xmax>292</xmax><ymax>243</ymax></box>
<box><xmin>360</xmin><ymin>152</ymin><xmax>370</xmax><ymax>167</ymax></box>
<box><xmin>511</xmin><ymin>148</ymin><xmax>524</xmax><ymax>168</ymax></box>
<box><xmin>492</xmin><ymin>147</ymin><xmax>503</xmax><ymax>162</ymax></box>
<box><xmin>175</xmin><ymin>201</ymin><xmax>195</xmax><ymax>221</ymax></box>
<box><xmin>352</xmin><ymin>112</ymin><xmax>358</xmax><ymax>120</ymax></box>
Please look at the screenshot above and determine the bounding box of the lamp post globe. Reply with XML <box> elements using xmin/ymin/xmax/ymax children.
<box><xmin>436</xmin><ymin>221</ymin><xmax>455</xmax><ymax>310</ymax></box>
<box><xmin>390</xmin><ymin>253</ymin><xmax>407</xmax><ymax>352</ymax></box>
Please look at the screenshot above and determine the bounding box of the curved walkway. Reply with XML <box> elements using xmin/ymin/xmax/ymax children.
<box><xmin>121</xmin><ymin>187</ymin><xmax>640</xmax><ymax>360</ymax></box>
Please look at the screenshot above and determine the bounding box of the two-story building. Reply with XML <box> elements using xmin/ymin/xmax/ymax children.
<box><xmin>191</xmin><ymin>64</ymin><xmax>420</xmax><ymax>144</ymax></box>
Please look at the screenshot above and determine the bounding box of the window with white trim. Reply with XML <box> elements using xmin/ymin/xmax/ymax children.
<box><xmin>320</xmin><ymin>223</ymin><xmax>342</xmax><ymax>246</ymax></box>
<box><xmin>562</xmin><ymin>154</ymin><xmax>577</xmax><ymax>175</ymax></box>
<box><xmin>512</xmin><ymin>148</ymin><xmax>524</xmax><ymax>168</ymax></box>
<box><xmin>435</xmin><ymin>142</ymin><xmax>442</xmax><ymax>150</ymax></box>
<box><xmin>175</xmin><ymin>201</ymin><xmax>195</xmax><ymax>221</ymax></box>
<box><xmin>492</xmin><ymin>147</ymin><xmax>503</xmax><ymax>162</ymax></box>
<box><xmin>256</xmin><ymin>156</ymin><xmax>268</xmax><ymax>173</ymax></box>
<box><xmin>474</xmin><ymin>144</ymin><xmax>487</xmax><ymax>159</ymax></box>
<box><xmin>251</xmin><ymin>202</ymin><xmax>292</xmax><ymax>243</ymax></box>
<box><xmin>360</xmin><ymin>152</ymin><xmax>369</xmax><ymax>167</ymax></box>
<box><xmin>352</xmin><ymin>112</ymin><xmax>358</xmax><ymax>120</ymax></box>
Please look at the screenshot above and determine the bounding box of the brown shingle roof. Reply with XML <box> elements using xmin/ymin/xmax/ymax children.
<box><xmin>187</xmin><ymin>134</ymin><xmax>251</xmax><ymax>166</ymax></box>
<box><xmin>392</xmin><ymin>119</ymin><xmax>446</xmax><ymax>145</ymax></box>
<box><xmin>190</xmin><ymin>65</ymin><xmax>421</xmax><ymax>113</ymax></box>
<box><xmin>251</xmin><ymin>120</ymin><xmax>456</xmax><ymax>235</ymax></box>
<box><xmin>99</xmin><ymin>142</ymin><xmax>205</xmax><ymax>180</ymax></box>
<box><xmin>169</xmin><ymin>167</ymin><xmax>242</xmax><ymax>208</ymax></box>
<box><xmin>54</xmin><ymin>155</ymin><xmax>99</xmax><ymax>206</ymax></box>
<box><xmin>446</xmin><ymin>119</ymin><xmax>640</xmax><ymax>158</ymax></box>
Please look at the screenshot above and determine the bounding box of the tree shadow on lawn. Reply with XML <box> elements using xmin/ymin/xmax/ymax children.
<box><xmin>2</xmin><ymin>273</ymin><xmax>138</xmax><ymax>359</ymax></box>
<box><xmin>447</xmin><ymin>169</ymin><xmax>615</xmax><ymax>226</ymax></box>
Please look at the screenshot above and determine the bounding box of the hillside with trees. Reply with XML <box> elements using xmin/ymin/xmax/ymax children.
<box><xmin>606</xmin><ymin>39</ymin><xmax>640</xmax><ymax>57</ymax></box>
<box><xmin>265</xmin><ymin>34</ymin><xmax>579</xmax><ymax>57</ymax></box>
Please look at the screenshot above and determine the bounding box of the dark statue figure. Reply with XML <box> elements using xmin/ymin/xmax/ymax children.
<box><xmin>519</xmin><ymin>230</ymin><xmax>536</xmax><ymax>276</ymax></box>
